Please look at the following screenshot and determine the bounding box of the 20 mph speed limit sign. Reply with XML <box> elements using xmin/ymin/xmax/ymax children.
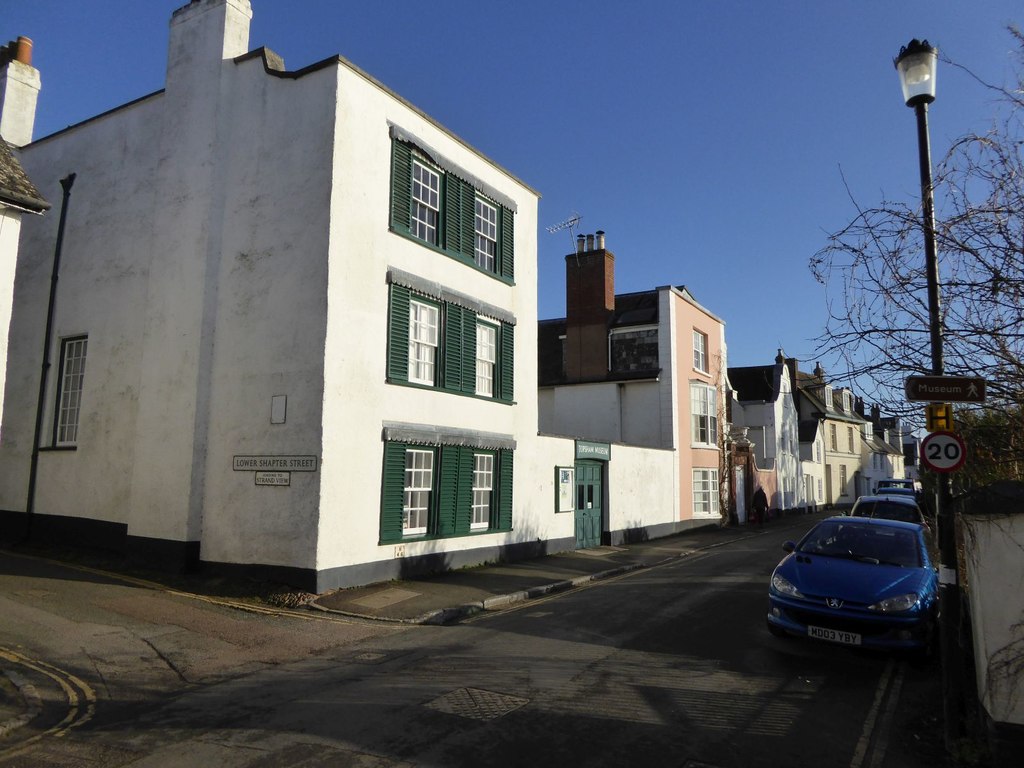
<box><xmin>920</xmin><ymin>431</ymin><xmax>967</xmax><ymax>473</ymax></box>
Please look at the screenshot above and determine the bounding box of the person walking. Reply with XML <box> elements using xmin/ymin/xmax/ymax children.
<box><xmin>752</xmin><ymin>487</ymin><xmax>769</xmax><ymax>527</ymax></box>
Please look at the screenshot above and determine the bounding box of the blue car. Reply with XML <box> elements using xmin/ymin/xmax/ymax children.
<box><xmin>767</xmin><ymin>516</ymin><xmax>938</xmax><ymax>652</ymax></box>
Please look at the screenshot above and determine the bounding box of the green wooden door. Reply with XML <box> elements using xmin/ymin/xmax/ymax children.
<box><xmin>574</xmin><ymin>460</ymin><xmax>603</xmax><ymax>549</ymax></box>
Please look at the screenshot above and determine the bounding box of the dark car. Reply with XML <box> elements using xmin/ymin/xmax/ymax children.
<box><xmin>875</xmin><ymin>486</ymin><xmax>933</xmax><ymax>518</ymax></box>
<box><xmin>876</xmin><ymin>478</ymin><xmax>917</xmax><ymax>492</ymax></box>
<box><xmin>767</xmin><ymin>516</ymin><xmax>938</xmax><ymax>652</ymax></box>
<box><xmin>850</xmin><ymin>494</ymin><xmax>930</xmax><ymax>535</ymax></box>
<box><xmin>874</xmin><ymin>486</ymin><xmax>917</xmax><ymax>501</ymax></box>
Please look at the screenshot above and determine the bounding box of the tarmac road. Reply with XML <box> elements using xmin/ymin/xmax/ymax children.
<box><xmin>0</xmin><ymin>547</ymin><xmax>401</xmax><ymax>763</ymax></box>
<box><xmin>0</xmin><ymin>513</ymin><xmax>948</xmax><ymax>767</ymax></box>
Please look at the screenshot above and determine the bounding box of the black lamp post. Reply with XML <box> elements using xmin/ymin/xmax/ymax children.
<box><xmin>894</xmin><ymin>39</ymin><xmax>963</xmax><ymax>748</ymax></box>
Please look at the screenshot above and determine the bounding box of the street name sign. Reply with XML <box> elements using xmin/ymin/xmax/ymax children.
<box><xmin>920</xmin><ymin>431</ymin><xmax>967</xmax><ymax>473</ymax></box>
<box><xmin>232</xmin><ymin>455</ymin><xmax>318</xmax><ymax>471</ymax></box>
<box><xmin>255</xmin><ymin>471</ymin><xmax>290</xmax><ymax>487</ymax></box>
<box><xmin>904</xmin><ymin>375</ymin><xmax>986</xmax><ymax>403</ymax></box>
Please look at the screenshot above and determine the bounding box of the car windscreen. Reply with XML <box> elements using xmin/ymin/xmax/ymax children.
<box><xmin>798</xmin><ymin>521</ymin><xmax>921</xmax><ymax>567</ymax></box>
<box><xmin>853</xmin><ymin>500</ymin><xmax>921</xmax><ymax>524</ymax></box>
<box><xmin>871</xmin><ymin>501</ymin><xmax>921</xmax><ymax>524</ymax></box>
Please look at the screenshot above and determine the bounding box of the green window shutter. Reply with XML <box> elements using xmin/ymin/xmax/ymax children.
<box><xmin>454</xmin><ymin>447</ymin><xmax>474</xmax><ymax>535</ymax></box>
<box><xmin>461</xmin><ymin>309</ymin><xmax>477</xmax><ymax>395</ymax></box>
<box><xmin>390</xmin><ymin>141</ymin><xmax>413</xmax><ymax>234</ymax></box>
<box><xmin>436</xmin><ymin>445</ymin><xmax>460</xmax><ymax>536</ymax></box>
<box><xmin>379</xmin><ymin>442</ymin><xmax>407</xmax><ymax>543</ymax></box>
<box><xmin>443</xmin><ymin>303</ymin><xmax>464</xmax><ymax>392</ymax></box>
<box><xmin>498</xmin><ymin>321</ymin><xmax>514</xmax><ymax>402</ymax></box>
<box><xmin>442</xmin><ymin>304</ymin><xmax>477</xmax><ymax>394</ymax></box>
<box><xmin>496</xmin><ymin>449</ymin><xmax>513</xmax><ymax>531</ymax></box>
<box><xmin>499</xmin><ymin>206</ymin><xmax>514</xmax><ymax>280</ymax></box>
<box><xmin>460</xmin><ymin>188</ymin><xmax>476</xmax><ymax>261</ymax></box>
<box><xmin>388</xmin><ymin>285</ymin><xmax>410</xmax><ymax>384</ymax></box>
<box><xmin>442</xmin><ymin>177</ymin><xmax>477</xmax><ymax>261</ymax></box>
<box><xmin>437</xmin><ymin>446</ymin><xmax>474</xmax><ymax>536</ymax></box>
<box><xmin>443</xmin><ymin>175</ymin><xmax>460</xmax><ymax>254</ymax></box>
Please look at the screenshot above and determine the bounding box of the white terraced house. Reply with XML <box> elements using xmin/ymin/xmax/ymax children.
<box><xmin>0</xmin><ymin>0</ymin><xmax>684</xmax><ymax>591</ymax></box>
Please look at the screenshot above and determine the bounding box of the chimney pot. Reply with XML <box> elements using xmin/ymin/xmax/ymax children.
<box><xmin>14</xmin><ymin>36</ymin><xmax>32</xmax><ymax>66</ymax></box>
<box><xmin>595</xmin><ymin>230</ymin><xmax>605</xmax><ymax>249</ymax></box>
<box><xmin>586</xmin><ymin>234</ymin><xmax>594</xmax><ymax>251</ymax></box>
<box><xmin>576</xmin><ymin>234</ymin><xmax>585</xmax><ymax>254</ymax></box>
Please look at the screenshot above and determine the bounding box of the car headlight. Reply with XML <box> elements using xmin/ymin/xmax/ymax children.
<box><xmin>868</xmin><ymin>593</ymin><xmax>921</xmax><ymax>613</ymax></box>
<box><xmin>771</xmin><ymin>573</ymin><xmax>804</xmax><ymax>599</ymax></box>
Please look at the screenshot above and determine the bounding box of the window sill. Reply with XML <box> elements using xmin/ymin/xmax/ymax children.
<box><xmin>39</xmin><ymin>446</ymin><xmax>78</xmax><ymax>452</ymax></box>
<box><xmin>390</xmin><ymin>227</ymin><xmax>514</xmax><ymax>286</ymax></box>
<box><xmin>386</xmin><ymin>378</ymin><xmax>515</xmax><ymax>405</ymax></box>
<box><xmin>384</xmin><ymin>527</ymin><xmax>506</xmax><ymax>546</ymax></box>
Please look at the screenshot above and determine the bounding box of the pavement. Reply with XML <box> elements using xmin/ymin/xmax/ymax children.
<box><xmin>311</xmin><ymin>511</ymin><xmax>827</xmax><ymax>624</ymax></box>
<box><xmin>0</xmin><ymin>512</ymin><xmax>826</xmax><ymax>743</ymax></box>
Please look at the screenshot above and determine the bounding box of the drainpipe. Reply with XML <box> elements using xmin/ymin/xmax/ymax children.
<box><xmin>24</xmin><ymin>172</ymin><xmax>75</xmax><ymax>542</ymax></box>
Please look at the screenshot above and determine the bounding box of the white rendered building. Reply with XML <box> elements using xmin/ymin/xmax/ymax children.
<box><xmin>0</xmin><ymin>0</ymin><xmax>685</xmax><ymax>591</ymax></box>
<box><xmin>0</xmin><ymin>35</ymin><xmax>49</xmax><ymax>433</ymax></box>
<box><xmin>538</xmin><ymin>234</ymin><xmax>729</xmax><ymax>530</ymax></box>
<box><xmin>728</xmin><ymin>352</ymin><xmax>807</xmax><ymax>513</ymax></box>
<box><xmin>0</xmin><ymin>0</ymin><xmax>547</xmax><ymax>590</ymax></box>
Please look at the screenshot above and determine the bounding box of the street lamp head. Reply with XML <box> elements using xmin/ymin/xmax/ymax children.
<box><xmin>895</xmin><ymin>39</ymin><xmax>938</xmax><ymax>107</ymax></box>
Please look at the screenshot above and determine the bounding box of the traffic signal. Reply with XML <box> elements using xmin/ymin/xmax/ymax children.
<box><xmin>925</xmin><ymin>402</ymin><xmax>953</xmax><ymax>432</ymax></box>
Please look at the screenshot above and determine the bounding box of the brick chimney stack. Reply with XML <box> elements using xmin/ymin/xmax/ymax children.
<box><xmin>0</xmin><ymin>36</ymin><xmax>40</xmax><ymax>146</ymax></box>
<box><xmin>564</xmin><ymin>230</ymin><xmax>614</xmax><ymax>380</ymax></box>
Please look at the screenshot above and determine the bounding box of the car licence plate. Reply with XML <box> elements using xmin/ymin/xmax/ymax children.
<box><xmin>808</xmin><ymin>625</ymin><xmax>862</xmax><ymax>645</ymax></box>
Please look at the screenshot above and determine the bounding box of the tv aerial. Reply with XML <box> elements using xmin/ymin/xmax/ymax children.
<box><xmin>546</xmin><ymin>212</ymin><xmax>582</xmax><ymax>252</ymax></box>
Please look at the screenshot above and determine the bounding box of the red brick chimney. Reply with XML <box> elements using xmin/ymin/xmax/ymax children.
<box><xmin>565</xmin><ymin>230</ymin><xmax>614</xmax><ymax>380</ymax></box>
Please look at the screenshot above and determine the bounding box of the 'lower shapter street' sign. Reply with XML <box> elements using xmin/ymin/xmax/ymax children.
<box><xmin>232</xmin><ymin>455</ymin><xmax>319</xmax><ymax>472</ymax></box>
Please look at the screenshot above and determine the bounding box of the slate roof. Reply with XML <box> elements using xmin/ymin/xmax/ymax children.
<box><xmin>869</xmin><ymin>433</ymin><xmax>902</xmax><ymax>456</ymax></box>
<box><xmin>537</xmin><ymin>290</ymin><xmax>662</xmax><ymax>386</ymax></box>
<box><xmin>611</xmin><ymin>290</ymin><xmax>659</xmax><ymax>326</ymax></box>
<box><xmin>0</xmin><ymin>138</ymin><xmax>48</xmax><ymax>213</ymax></box>
<box><xmin>728</xmin><ymin>365</ymin><xmax>777</xmax><ymax>402</ymax></box>
<box><xmin>537</xmin><ymin>318</ymin><xmax>567</xmax><ymax>385</ymax></box>
<box><xmin>798</xmin><ymin>419</ymin><xmax>822</xmax><ymax>443</ymax></box>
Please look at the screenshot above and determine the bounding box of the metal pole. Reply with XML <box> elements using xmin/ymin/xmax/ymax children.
<box><xmin>914</xmin><ymin>101</ymin><xmax>963</xmax><ymax>748</ymax></box>
<box><xmin>915</xmin><ymin>103</ymin><xmax>943</xmax><ymax>372</ymax></box>
<box><xmin>24</xmin><ymin>172</ymin><xmax>75</xmax><ymax>542</ymax></box>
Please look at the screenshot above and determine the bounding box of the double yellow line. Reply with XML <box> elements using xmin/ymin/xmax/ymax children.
<box><xmin>0</xmin><ymin>646</ymin><xmax>96</xmax><ymax>759</ymax></box>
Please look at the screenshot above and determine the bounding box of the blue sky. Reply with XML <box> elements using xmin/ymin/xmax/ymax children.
<box><xmin>4</xmin><ymin>1</ymin><xmax>1020</xmax><ymax>376</ymax></box>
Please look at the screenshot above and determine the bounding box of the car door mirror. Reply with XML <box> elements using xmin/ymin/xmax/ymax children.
<box><xmin>782</xmin><ymin>541</ymin><xmax>796</xmax><ymax>553</ymax></box>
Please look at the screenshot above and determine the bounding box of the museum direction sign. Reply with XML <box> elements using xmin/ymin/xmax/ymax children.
<box><xmin>904</xmin><ymin>375</ymin><xmax>987</xmax><ymax>403</ymax></box>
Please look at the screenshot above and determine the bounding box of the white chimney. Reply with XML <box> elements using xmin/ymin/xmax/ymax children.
<box><xmin>0</xmin><ymin>36</ymin><xmax>40</xmax><ymax>146</ymax></box>
<box><xmin>166</xmin><ymin>0</ymin><xmax>252</xmax><ymax>93</ymax></box>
